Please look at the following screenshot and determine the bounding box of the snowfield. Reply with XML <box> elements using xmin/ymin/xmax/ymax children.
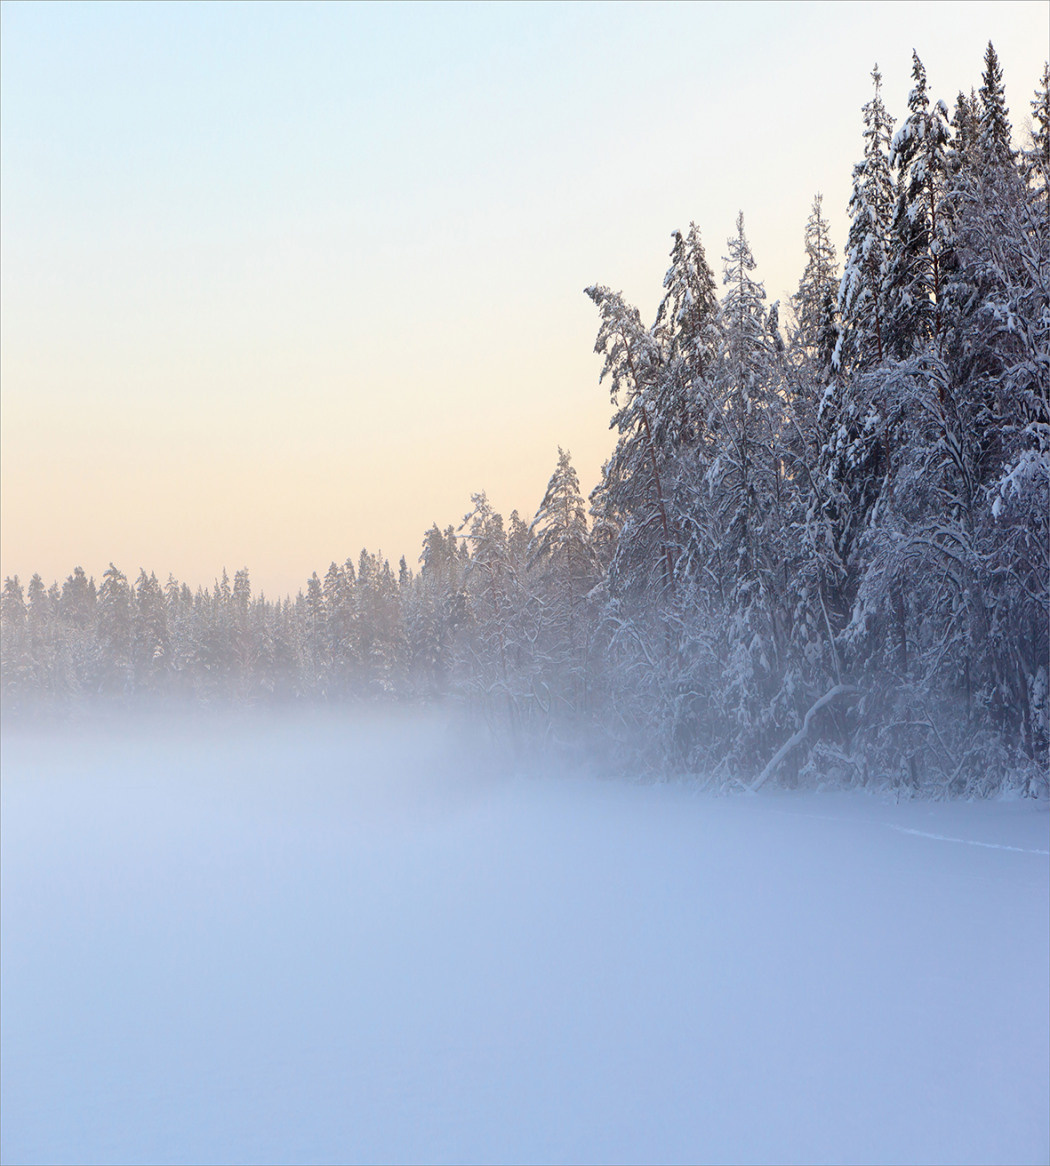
<box><xmin>2</xmin><ymin>711</ymin><xmax>1047</xmax><ymax>1166</ymax></box>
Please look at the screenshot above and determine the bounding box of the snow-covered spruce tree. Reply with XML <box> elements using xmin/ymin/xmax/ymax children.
<box><xmin>949</xmin><ymin>88</ymin><xmax>981</xmax><ymax>169</ymax></box>
<box><xmin>193</xmin><ymin>569</ymin><xmax>236</xmax><ymax>701</ymax></box>
<box><xmin>351</xmin><ymin>550</ymin><xmax>405</xmax><ymax>697</ymax></box>
<box><xmin>25</xmin><ymin>575</ymin><xmax>56</xmax><ymax>699</ymax></box>
<box><xmin>655</xmin><ymin>224</ymin><xmax>721</xmax><ymax>367</ymax></box>
<box><xmin>163</xmin><ymin>575</ymin><xmax>195</xmax><ymax>700</ymax></box>
<box><xmin>456</xmin><ymin>493</ymin><xmax>543</xmax><ymax>735</ymax></box>
<box><xmin>884</xmin><ymin>52</ymin><xmax>952</xmax><ymax>360</ymax></box>
<box><xmin>97</xmin><ymin>563</ymin><xmax>131</xmax><ymax>696</ymax></box>
<box><xmin>132</xmin><ymin>569</ymin><xmax>170</xmax><ymax>693</ymax></box>
<box><xmin>940</xmin><ymin>86</ymin><xmax>982</xmax><ymax>305</ymax></box>
<box><xmin>237</xmin><ymin>584</ymin><xmax>273</xmax><ymax>700</ymax></box>
<box><xmin>773</xmin><ymin>235</ymin><xmax>872</xmax><ymax>789</ymax></box>
<box><xmin>793</xmin><ymin>194</ymin><xmax>840</xmax><ymax>378</ymax></box>
<box><xmin>836</xmin><ymin>67</ymin><xmax>896</xmax><ymax>376</ymax></box>
<box><xmin>652</xmin><ymin>222</ymin><xmax>722</xmax><ymax>447</ymax></box>
<box><xmin>701</xmin><ymin>214</ymin><xmax>802</xmax><ymax>774</ymax></box>
<box><xmin>585</xmin><ymin>285</ymin><xmax>676</xmax><ymax>602</ymax></box>
<box><xmin>50</xmin><ymin>567</ymin><xmax>97</xmax><ymax>701</ymax></box>
<box><xmin>250</xmin><ymin>580</ymin><xmax>281</xmax><ymax>701</ymax></box>
<box><xmin>647</xmin><ymin>223</ymin><xmax>724</xmax><ymax>674</ymax></box>
<box><xmin>456</xmin><ymin>495</ymin><xmax>510</xmax><ymax>719</ymax></box>
<box><xmin>940</xmin><ymin>44</ymin><xmax>1027</xmax><ymax>493</ymax></box>
<box><xmin>507</xmin><ymin>509</ymin><xmax>531</xmax><ymax>578</ymax></box>
<box><xmin>653</xmin><ymin>224</ymin><xmax>725</xmax><ymax>594</ymax></box>
<box><xmin>2</xmin><ymin>574</ymin><xmax>61</xmax><ymax>705</ymax></box>
<box><xmin>528</xmin><ymin>448</ymin><xmax>599</xmax><ymax>721</ymax></box>
<box><xmin>227</xmin><ymin>567</ymin><xmax>258</xmax><ymax>701</ymax></box>
<box><xmin>1029</xmin><ymin>62</ymin><xmax>1050</xmax><ymax>180</ymax></box>
<box><xmin>405</xmin><ymin>523</ymin><xmax>466</xmax><ymax>696</ymax></box>
<box><xmin>978</xmin><ymin>41</ymin><xmax>1013</xmax><ymax>165</ymax></box>
<box><xmin>587</xmin><ymin>235</ymin><xmax>724</xmax><ymax>771</ymax></box>
<box><xmin>812</xmin><ymin>68</ymin><xmax>898</xmax><ymax>688</ymax></box>
<box><xmin>268</xmin><ymin>594</ymin><xmax>300</xmax><ymax>700</ymax></box>
<box><xmin>319</xmin><ymin>560</ymin><xmax>353</xmax><ymax>696</ymax></box>
<box><xmin>786</xmin><ymin>195</ymin><xmax>841</xmax><ymax>655</ymax></box>
<box><xmin>830</xmin><ymin>57</ymin><xmax>952</xmax><ymax>776</ymax></box>
<box><xmin>1</xmin><ymin>576</ymin><xmax>31</xmax><ymax>706</ymax></box>
<box><xmin>182</xmin><ymin>584</ymin><xmax>214</xmax><ymax>701</ymax></box>
<box><xmin>712</xmin><ymin>215</ymin><xmax>779</xmax><ymax>588</ymax></box>
<box><xmin>298</xmin><ymin>570</ymin><xmax>327</xmax><ymax>697</ymax></box>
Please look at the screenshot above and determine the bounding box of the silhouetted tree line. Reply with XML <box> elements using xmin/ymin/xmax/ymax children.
<box><xmin>4</xmin><ymin>46</ymin><xmax>1047</xmax><ymax>794</ymax></box>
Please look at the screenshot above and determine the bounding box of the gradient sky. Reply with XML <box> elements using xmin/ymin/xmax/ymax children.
<box><xmin>2</xmin><ymin>1</ymin><xmax>1047</xmax><ymax>598</ymax></box>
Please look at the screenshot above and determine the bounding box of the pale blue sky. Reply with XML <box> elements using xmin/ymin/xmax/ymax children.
<box><xmin>3</xmin><ymin>1</ymin><xmax>1047</xmax><ymax>595</ymax></box>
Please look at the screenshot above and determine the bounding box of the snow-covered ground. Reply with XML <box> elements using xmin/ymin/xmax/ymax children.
<box><xmin>2</xmin><ymin>711</ymin><xmax>1047</xmax><ymax>1165</ymax></box>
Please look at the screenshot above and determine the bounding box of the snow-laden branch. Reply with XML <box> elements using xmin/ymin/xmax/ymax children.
<box><xmin>749</xmin><ymin>684</ymin><xmax>861</xmax><ymax>792</ymax></box>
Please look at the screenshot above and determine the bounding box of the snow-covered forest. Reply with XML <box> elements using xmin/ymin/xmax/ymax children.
<box><xmin>3</xmin><ymin>46</ymin><xmax>1048</xmax><ymax>797</ymax></box>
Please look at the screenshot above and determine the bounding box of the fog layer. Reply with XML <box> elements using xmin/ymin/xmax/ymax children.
<box><xmin>2</xmin><ymin>712</ymin><xmax>1047</xmax><ymax>1165</ymax></box>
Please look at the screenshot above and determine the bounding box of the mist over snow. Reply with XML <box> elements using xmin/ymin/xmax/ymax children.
<box><xmin>2</xmin><ymin>710</ymin><xmax>1047</xmax><ymax>1165</ymax></box>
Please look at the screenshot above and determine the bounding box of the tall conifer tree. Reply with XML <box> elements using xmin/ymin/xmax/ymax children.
<box><xmin>885</xmin><ymin>52</ymin><xmax>951</xmax><ymax>358</ymax></box>
<box><xmin>837</xmin><ymin>66</ymin><xmax>896</xmax><ymax>373</ymax></box>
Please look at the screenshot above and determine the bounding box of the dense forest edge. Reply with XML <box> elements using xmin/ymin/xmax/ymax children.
<box><xmin>3</xmin><ymin>46</ymin><xmax>1048</xmax><ymax>798</ymax></box>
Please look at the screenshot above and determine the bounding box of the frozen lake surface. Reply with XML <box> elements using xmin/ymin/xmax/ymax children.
<box><xmin>2</xmin><ymin>711</ymin><xmax>1048</xmax><ymax>1165</ymax></box>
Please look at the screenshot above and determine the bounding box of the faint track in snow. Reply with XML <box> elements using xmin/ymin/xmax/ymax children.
<box><xmin>757</xmin><ymin>805</ymin><xmax>1050</xmax><ymax>855</ymax></box>
<box><xmin>889</xmin><ymin>825</ymin><xmax>1050</xmax><ymax>855</ymax></box>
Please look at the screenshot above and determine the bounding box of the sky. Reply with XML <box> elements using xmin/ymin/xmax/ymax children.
<box><xmin>2</xmin><ymin>1</ymin><xmax>1047</xmax><ymax>598</ymax></box>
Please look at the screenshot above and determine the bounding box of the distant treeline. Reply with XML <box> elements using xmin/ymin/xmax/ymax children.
<box><xmin>4</xmin><ymin>47</ymin><xmax>1048</xmax><ymax>796</ymax></box>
